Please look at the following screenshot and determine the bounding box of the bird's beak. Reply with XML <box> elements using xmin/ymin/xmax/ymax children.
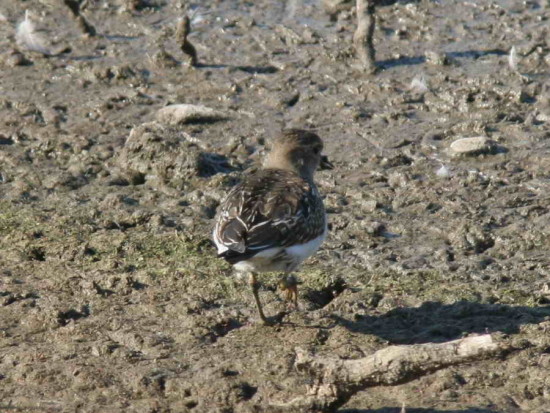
<box><xmin>319</xmin><ymin>155</ymin><xmax>334</xmax><ymax>170</ymax></box>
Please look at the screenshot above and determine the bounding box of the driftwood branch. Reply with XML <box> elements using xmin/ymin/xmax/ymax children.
<box><xmin>281</xmin><ymin>334</ymin><xmax>515</xmax><ymax>412</ymax></box>
<box><xmin>176</xmin><ymin>15</ymin><xmax>198</xmax><ymax>67</ymax></box>
<box><xmin>62</xmin><ymin>0</ymin><xmax>96</xmax><ymax>37</ymax></box>
<box><xmin>353</xmin><ymin>0</ymin><xmax>376</xmax><ymax>73</ymax></box>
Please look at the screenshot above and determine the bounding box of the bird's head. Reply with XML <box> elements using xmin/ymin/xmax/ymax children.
<box><xmin>264</xmin><ymin>129</ymin><xmax>333</xmax><ymax>179</ymax></box>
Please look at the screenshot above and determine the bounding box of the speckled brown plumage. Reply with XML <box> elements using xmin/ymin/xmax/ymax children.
<box><xmin>212</xmin><ymin>129</ymin><xmax>332</xmax><ymax>324</ymax></box>
<box><xmin>214</xmin><ymin>168</ymin><xmax>326</xmax><ymax>270</ymax></box>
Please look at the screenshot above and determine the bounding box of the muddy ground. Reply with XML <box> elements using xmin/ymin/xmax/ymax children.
<box><xmin>2</xmin><ymin>0</ymin><xmax>550</xmax><ymax>412</ymax></box>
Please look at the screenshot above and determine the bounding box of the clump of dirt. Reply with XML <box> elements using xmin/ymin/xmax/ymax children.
<box><xmin>119</xmin><ymin>121</ymin><xmax>237</xmax><ymax>188</ymax></box>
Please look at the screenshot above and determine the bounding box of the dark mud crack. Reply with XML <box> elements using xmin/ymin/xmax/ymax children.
<box><xmin>56</xmin><ymin>304</ymin><xmax>90</xmax><ymax>326</ymax></box>
<box><xmin>305</xmin><ymin>278</ymin><xmax>347</xmax><ymax>309</ymax></box>
<box><xmin>0</xmin><ymin>291</ymin><xmax>39</xmax><ymax>306</ymax></box>
<box><xmin>203</xmin><ymin>318</ymin><xmax>244</xmax><ymax>344</ymax></box>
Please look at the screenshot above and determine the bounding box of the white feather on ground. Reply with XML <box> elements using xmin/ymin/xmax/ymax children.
<box><xmin>15</xmin><ymin>10</ymin><xmax>50</xmax><ymax>55</ymax></box>
<box><xmin>409</xmin><ymin>74</ymin><xmax>429</xmax><ymax>93</ymax></box>
<box><xmin>436</xmin><ymin>164</ymin><xmax>451</xmax><ymax>178</ymax></box>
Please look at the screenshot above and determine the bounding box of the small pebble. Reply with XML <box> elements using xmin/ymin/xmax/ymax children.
<box><xmin>425</xmin><ymin>51</ymin><xmax>449</xmax><ymax>66</ymax></box>
<box><xmin>450</xmin><ymin>137</ymin><xmax>495</xmax><ymax>155</ymax></box>
<box><xmin>156</xmin><ymin>104</ymin><xmax>228</xmax><ymax>125</ymax></box>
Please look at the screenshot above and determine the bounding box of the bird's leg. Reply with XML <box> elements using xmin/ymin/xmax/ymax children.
<box><xmin>249</xmin><ymin>272</ymin><xmax>269</xmax><ymax>325</ymax></box>
<box><xmin>278</xmin><ymin>274</ymin><xmax>299</xmax><ymax>309</ymax></box>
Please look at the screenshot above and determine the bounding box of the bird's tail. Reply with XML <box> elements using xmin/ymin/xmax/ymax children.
<box><xmin>218</xmin><ymin>249</ymin><xmax>258</xmax><ymax>264</ymax></box>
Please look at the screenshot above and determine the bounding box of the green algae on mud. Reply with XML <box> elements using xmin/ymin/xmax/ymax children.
<box><xmin>0</xmin><ymin>200</ymin><xmax>235</xmax><ymax>299</ymax></box>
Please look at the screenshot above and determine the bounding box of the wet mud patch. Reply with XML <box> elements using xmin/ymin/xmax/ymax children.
<box><xmin>2</xmin><ymin>0</ymin><xmax>550</xmax><ymax>412</ymax></box>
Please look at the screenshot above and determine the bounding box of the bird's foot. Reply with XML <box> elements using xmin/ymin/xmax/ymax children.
<box><xmin>278</xmin><ymin>275</ymin><xmax>301</xmax><ymax>310</ymax></box>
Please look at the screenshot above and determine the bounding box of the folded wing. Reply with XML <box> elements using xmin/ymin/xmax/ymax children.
<box><xmin>213</xmin><ymin>169</ymin><xmax>322</xmax><ymax>264</ymax></box>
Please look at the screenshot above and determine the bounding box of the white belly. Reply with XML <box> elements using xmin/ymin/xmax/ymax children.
<box><xmin>233</xmin><ymin>247</ymin><xmax>283</xmax><ymax>273</ymax></box>
<box><xmin>233</xmin><ymin>228</ymin><xmax>327</xmax><ymax>273</ymax></box>
<box><xmin>285</xmin><ymin>230</ymin><xmax>327</xmax><ymax>266</ymax></box>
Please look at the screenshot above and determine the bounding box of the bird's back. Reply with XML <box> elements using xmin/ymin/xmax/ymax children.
<box><xmin>213</xmin><ymin>168</ymin><xmax>326</xmax><ymax>269</ymax></box>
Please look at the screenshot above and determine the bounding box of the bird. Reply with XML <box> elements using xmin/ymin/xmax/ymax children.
<box><xmin>213</xmin><ymin>129</ymin><xmax>333</xmax><ymax>324</ymax></box>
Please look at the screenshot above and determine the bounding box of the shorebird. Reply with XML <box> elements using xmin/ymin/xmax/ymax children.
<box><xmin>213</xmin><ymin>129</ymin><xmax>332</xmax><ymax>324</ymax></box>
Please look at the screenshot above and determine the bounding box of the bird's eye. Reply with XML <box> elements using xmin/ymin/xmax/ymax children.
<box><xmin>313</xmin><ymin>147</ymin><xmax>320</xmax><ymax>155</ymax></box>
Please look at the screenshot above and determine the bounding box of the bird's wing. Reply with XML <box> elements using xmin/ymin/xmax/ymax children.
<box><xmin>213</xmin><ymin>169</ymin><xmax>324</xmax><ymax>263</ymax></box>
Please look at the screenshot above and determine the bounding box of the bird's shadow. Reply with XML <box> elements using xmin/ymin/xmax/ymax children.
<box><xmin>377</xmin><ymin>0</ymin><xmax>424</xmax><ymax>5</ymax></box>
<box><xmin>194</xmin><ymin>62</ymin><xmax>279</xmax><ymax>74</ymax></box>
<box><xmin>339</xmin><ymin>408</ymin><xmax>500</xmax><ymax>413</ymax></box>
<box><xmin>378</xmin><ymin>49</ymin><xmax>507</xmax><ymax>69</ymax></box>
<box><xmin>330</xmin><ymin>300</ymin><xmax>550</xmax><ymax>344</ymax></box>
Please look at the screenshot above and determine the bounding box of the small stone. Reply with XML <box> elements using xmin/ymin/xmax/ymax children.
<box><xmin>388</xmin><ymin>171</ymin><xmax>409</xmax><ymax>188</ymax></box>
<box><xmin>425</xmin><ymin>51</ymin><xmax>449</xmax><ymax>66</ymax></box>
<box><xmin>322</xmin><ymin>0</ymin><xmax>353</xmax><ymax>20</ymax></box>
<box><xmin>4</xmin><ymin>48</ymin><xmax>32</xmax><ymax>67</ymax></box>
<box><xmin>156</xmin><ymin>104</ymin><xmax>228</xmax><ymax>125</ymax></box>
<box><xmin>363</xmin><ymin>200</ymin><xmax>378</xmax><ymax>213</ymax></box>
<box><xmin>450</xmin><ymin>137</ymin><xmax>495</xmax><ymax>156</ymax></box>
<box><xmin>535</xmin><ymin>112</ymin><xmax>550</xmax><ymax>122</ymax></box>
<box><xmin>366</xmin><ymin>221</ymin><xmax>385</xmax><ymax>236</ymax></box>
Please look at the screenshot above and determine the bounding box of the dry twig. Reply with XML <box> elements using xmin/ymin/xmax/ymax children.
<box><xmin>176</xmin><ymin>16</ymin><xmax>198</xmax><ymax>66</ymax></box>
<box><xmin>281</xmin><ymin>334</ymin><xmax>516</xmax><ymax>412</ymax></box>
<box><xmin>353</xmin><ymin>0</ymin><xmax>376</xmax><ymax>73</ymax></box>
<box><xmin>62</xmin><ymin>0</ymin><xmax>96</xmax><ymax>37</ymax></box>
